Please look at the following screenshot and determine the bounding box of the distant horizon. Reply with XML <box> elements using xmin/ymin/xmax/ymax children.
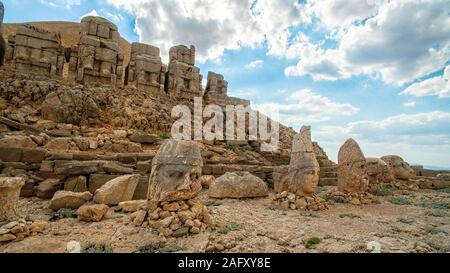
<box><xmin>3</xmin><ymin>0</ymin><xmax>449</xmax><ymax>168</ymax></box>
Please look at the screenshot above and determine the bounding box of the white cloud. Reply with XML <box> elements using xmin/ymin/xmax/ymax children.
<box><xmin>314</xmin><ymin>111</ymin><xmax>450</xmax><ymax>166</ymax></box>
<box><xmin>106</xmin><ymin>0</ymin><xmax>265</xmax><ymax>63</ymax></box>
<box><xmin>403</xmin><ymin>101</ymin><xmax>416</xmax><ymax>108</ymax></box>
<box><xmin>253</xmin><ymin>89</ymin><xmax>359</xmax><ymax>126</ymax></box>
<box><xmin>286</xmin><ymin>0</ymin><xmax>450</xmax><ymax>85</ymax></box>
<box><xmin>80</xmin><ymin>9</ymin><xmax>99</xmax><ymax>19</ymax></box>
<box><xmin>40</xmin><ymin>0</ymin><xmax>81</xmax><ymax>9</ymax></box>
<box><xmin>401</xmin><ymin>66</ymin><xmax>450</xmax><ymax>98</ymax></box>
<box><xmin>245</xmin><ymin>60</ymin><xmax>264</xmax><ymax>69</ymax></box>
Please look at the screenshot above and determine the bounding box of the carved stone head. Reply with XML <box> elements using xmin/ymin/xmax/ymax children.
<box><xmin>338</xmin><ymin>139</ymin><xmax>369</xmax><ymax>193</ymax></box>
<box><xmin>381</xmin><ymin>155</ymin><xmax>416</xmax><ymax>180</ymax></box>
<box><xmin>148</xmin><ymin>140</ymin><xmax>203</xmax><ymax>202</ymax></box>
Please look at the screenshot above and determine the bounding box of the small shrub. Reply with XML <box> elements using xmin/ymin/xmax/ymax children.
<box><xmin>424</xmin><ymin>210</ymin><xmax>446</xmax><ymax>217</ymax></box>
<box><xmin>50</xmin><ymin>208</ymin><xmax>75</xmax><ymax>221</ymax></box>
<box><xmin>159</xmin><ymin>132</ymin><xmax>170</xmax><ymax>139</ymax></box>
<box><xmin>416</xmin><ymin>202</ymin><xmax>449</xmax><ymax>210</ymax></box>
<box><xmin>389</xmin><ymin>197</ymin><xmax>412</xmax><ymax>206</ymax></box>
<box><xmin>82</xmin><ymin>243</ymin><xmax>113</xmax><ymax>253</ymax></box>
<box><xmin>325</xmin><ymin>195</ymin><xmax>345</xmax><ymax>203</ymax></box>
<box><xmin>438</xmin><ymin>188</ymin><xmax>450</xmax><ymax>194</ymax></box>
<box><xmin>161</xmin><ymin>243</ymin><xmax>184</xmax><ymax>253</ymax></box>
<box><xmin>204</xmin><ymin>199</ymin><xmax>222</xmax><ymax>207</ymax></box>
<box><xmin>340</xmin><ymin>213</ymin><xmax>361</xmax><ymax>219</ymax></box>
<box><xmin>371</xmin><ymin>186</ymin><xmax>394</xmax><ymax>197</ymax></box>
<box><xmin>305</xmin><ymin>237</ymin><xmax>321</xmax><ymax>249</ymax></box>
<box><xmin>138</xmin><ymin>242</ymin><xmax>166</xmax><ymax>253</ymax></box>
<box><xmin>425</xmin><ymin>226</ymin><xmax>448</xmax><ymax>235</ymax></box>
<box><xmin>219</xmin><ymin>222</ymin><xmax>244</xmax><ymax>234</ymax></box>
<box><xmin>267</xmin><ymin>204</ymin><xmax>286</xmax><ymax>211</ymax></box>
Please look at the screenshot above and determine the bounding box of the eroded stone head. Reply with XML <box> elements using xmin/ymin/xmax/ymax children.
<box><xmin>381</xmin><ymin>155</ymin><xmax>416</xmax><ymax>180</ymax></box>
<box><xmin>148</xmin><ymin>140</ymin><xmax>203</xmax><ymax>202</ymax></box>
<box><xmin>366</xmin><ymin>157</ymin><xmax>395</xmax><ymax>185</ymax></box>
<box><xmin>286</xmin><ymin>126</ymin><xmax>320</xmax><ymax>197</ymax></box>
<box><xmin>338</xmin><ymin>139</ymin><xmax>369</xmax><ymax>193</ymax></box>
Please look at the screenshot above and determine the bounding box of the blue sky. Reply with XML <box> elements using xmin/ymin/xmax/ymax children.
<box><xmin>3</xmin><ymin>0</ymin><xmax>450</xmax><ymax>168</ymax></box>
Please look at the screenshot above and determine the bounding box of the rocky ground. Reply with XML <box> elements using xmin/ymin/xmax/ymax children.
<box><xmin>1</xmin><ymin>186</ymin><xmax>449</xmax><ymax>253</ymax></box>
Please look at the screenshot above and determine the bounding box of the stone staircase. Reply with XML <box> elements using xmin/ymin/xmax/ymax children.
<box><xmin>317</xmin><ymin>155</ymin><xmax>338</xmax><ymax>187</ymax></box>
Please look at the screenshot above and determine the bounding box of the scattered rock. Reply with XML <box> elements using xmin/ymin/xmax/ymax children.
<box><xmin>76</xmin><ymin>204</ymin><xmax>109</xmax><ymax>222</ymax></box>
<box><xmin>93</xmin><ymin>175</ymin><xmax>140</xmax><ymax>205</ymax></box>
<box><xmin>209</xmin><ymin>172</ymin><xmax>269</xmax><ymax>199</ymax></box>
<box><xmin>48</xmin><ymin>191</ymin><xmax>93</xmax><ymax>210</ymax></box>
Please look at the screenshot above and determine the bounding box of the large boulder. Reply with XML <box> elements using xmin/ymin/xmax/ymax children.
<box><xmin>76</xmin><ymin>204</ymin><xmax>109</xmax><ymax>222</ymax></box>
<box><xmin>337</xmin><ymin>139</ymin><xmax>369</xmax><ymax>193</ymax></box>
<box><xmin>381</xmin><ymin>155</ymin><xmax>416</xmax><ymax>180</ymax></box>
<box><xmin>148</xmin><ymin>140</ymin><xmax>203</xmax><ymax>202</ymax></box>
<box><xmin>209</xmin><ymin>172</ymin><xmax>269</xmax><ymax>199</ymax></box>
<box><xmin>48</xmin><ymin>191</ymin><xmax>93</xmax><ymax>210</ymax></box>
<box><xmin>93</xmin><ymin>175</ymin><xmax>140</xmax><ymax>205</ymax></box>
<box><xmin>0</xmin><ymin>177</ymin><xmax>25</xmax><ymax>221</ymax></box>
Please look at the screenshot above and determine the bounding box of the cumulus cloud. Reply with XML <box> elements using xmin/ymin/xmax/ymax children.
<box><xmin>286</xmin><ymin>0</ymin><xmax>450</xmax><ymax>85</ymax></box>
<box><xmin>40</xmin><ymin>0</ymin><xmax>81</xmax><ymax>9</ymax></box>
<box><xmin>253</xmin><ymin>89</ymin><xmax>359</xmax><ymax>126</ymax></box>
<box><xmin>316</xmin><ymin>111</ymin><xmax>450</xmax><ymax>146</ymax></box>
<box><xmin>245</xmin><ymin>60</ymin><xmax>264</xmax><ymax>69</ymax></box>
<box><xmin>106</xmin><ymin>0</ymin><xmax>264</xmax><ymax>63</ymax></box>
<box><xmin>401</xmin><ymin>66</ymin><xmax>450</xmax><ymax>99</ymax></box>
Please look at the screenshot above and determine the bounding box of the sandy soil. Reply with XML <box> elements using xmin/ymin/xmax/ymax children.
<box><xmin>1</xmin><ymin>187</ymin><xmax>449</xmax><ymax>253</ymax></box>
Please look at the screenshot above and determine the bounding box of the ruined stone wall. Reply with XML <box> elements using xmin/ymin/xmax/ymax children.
<box><xmin>166</xmin><ymin>45</ymin><xmax>203</xmax><ymax>100</ymax></box>
<box><xmin>125</xmin><ymin>43</ymin><xmax>167</xmax><ymax>94</ymax></box>
<box><xmin>6</xmin><ymin>25</ymin><xmax>65</xmax><ymax>77</ymax></box>
<box><xmin>68</xmin><ymin>16</ymin><xmax>123</xmax><ymax>86</ymax></box>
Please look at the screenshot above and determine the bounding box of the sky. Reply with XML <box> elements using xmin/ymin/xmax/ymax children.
<box><xmin>3</xmin><ymin>0</ymin><xmax>450</xmax><ymax>168</ymax></box>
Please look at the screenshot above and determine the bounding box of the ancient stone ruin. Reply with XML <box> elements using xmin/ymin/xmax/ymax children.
<box><xmin>272</xmin><ymin>126</ymin><xmax>328</xmax><ymax>211</ymax></box>
<box><xmin>381</xmin><ymin>155</ymin><xmax>416</xmax><ymax>181</ymax></box>
<box><xmin>125</xmin><ymin>43</ymin><xmax>167</xmax><ymax>93</ymax></box>
<box><xmin>68</xmin><ymin>16</ymin><xmax>123</xmax><ymax>86</ymax></box>
<box><xmin>1</xmin><ymin>5</ymin><xmax>450</xmax><ymax>253</ymax></box>
<box><xmin>0</xmin><ymin>177</ymin><xmax>25</xmax><ymax>221</ymax></box>
<box><xmin>5</xmin><ymin>25</ymin><xmax>65</xmax><ymax>76</ymax></box>
<box><xmin>145</xmin><ymin>140</ymin><xmax>214</xmax><ymax>237</ymax></box>
<box><xmin>166</xmin><ymin>45</ymin><xmax>203</xmax><ymax>100</ymax></box>
<box><xmin>326</xmin><ymin>139</ymin><xmax>375</xmax><ymax>205</ymax></box>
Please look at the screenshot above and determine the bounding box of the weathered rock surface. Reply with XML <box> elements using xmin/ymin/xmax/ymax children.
<box><xmin>118</xmin><ymin>200</ymin><xmax>147</xmax><ymax>212</ymax></box>
<box><xmin>148</xmin><ymin>140</ymin><xmax>203</xmax><ymax>202</ymax></box>
<box><xmin>284</xmin><ymin>126</ymin><xmax>320</xmax><ymax>197</ymax></box>
<box><xmin>48</xmin><ymin>191</ymin><xmax>93</xmax><ymax>210</ymax></box>
<box><xmin>366</xmin><ymin>157</ymin><xmax>395</xmax><ymax>185</ymax></box>
<box><xmin>76</xmin><ymin>204</ymin><xmax>109</xmax><ymax>222</ymax></box>
<box><xmin>129</xmin><ymin>131</ymin><xmax>158</xmax><ymax>144</ymax></box>
<box><xmin>337</xmin><ymin>139</ymin><xmax>369</xmax><ymax>193</ymax></box>
<box><xmin>0</xmin><ymin>177</ymin><xmax>25</xmax><ymax>221</ymax></box>
<box><xmin>209</xmin><ymin>172</ymin><xmax>269</xmax><ymax>199</ymax></box>
<box><xmin>93</xmin><ymin>174</ymin><xmax>139</xmax><ymax>205</ymax></box>
<box><xmin>381</xmin><ymin>155</ymin><xmax>416</xmax><ymax>181</ymax></box>
<box><xmin>35</xmin><ymin>179</ymin><xmax>62</xmax><ymax>199</ymax></box>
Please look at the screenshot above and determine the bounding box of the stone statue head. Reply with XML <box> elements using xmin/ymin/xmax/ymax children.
<box><xmin>381</xmin><ymin>155</ymin><xmax>416</xmax><ymax>180</ymax></box>
<box><xmin>338</xmin><ymin>139</ymin><xmax>369</xmax><ymax>193</ymax></box>
<box><xmin>148</xmin><ymin>140</ymin><xmax>203</xmax><ymax>202</ymax></box>
<box><xmin>287</xmin><ymin>126</ymin><xmax>320</xmax><ymax>197</ymax></box>
<box><xmin>366</xmin><ymin>157</ymin><xmax>395</xmax><ymax>185</ymax></box>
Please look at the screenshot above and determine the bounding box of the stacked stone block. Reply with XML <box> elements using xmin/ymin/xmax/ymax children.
<box><xmin>68</xmin><ymin>16</ymin><xmax>123</xmax><ymax>86</ymax></box>
<box><xmin>125</xmin><ymin>42</ymin><xmax>167</xmax><ymax>93</ymax></box>
<box><xmin>7</xmin><ymin>25</ymin><xmax>65</xmax><ymax>76</ymax></box>
<box><xmin>167</xmin><ymin>45</ymin><xmax>203</xmax><ymax>100</ymax></box>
